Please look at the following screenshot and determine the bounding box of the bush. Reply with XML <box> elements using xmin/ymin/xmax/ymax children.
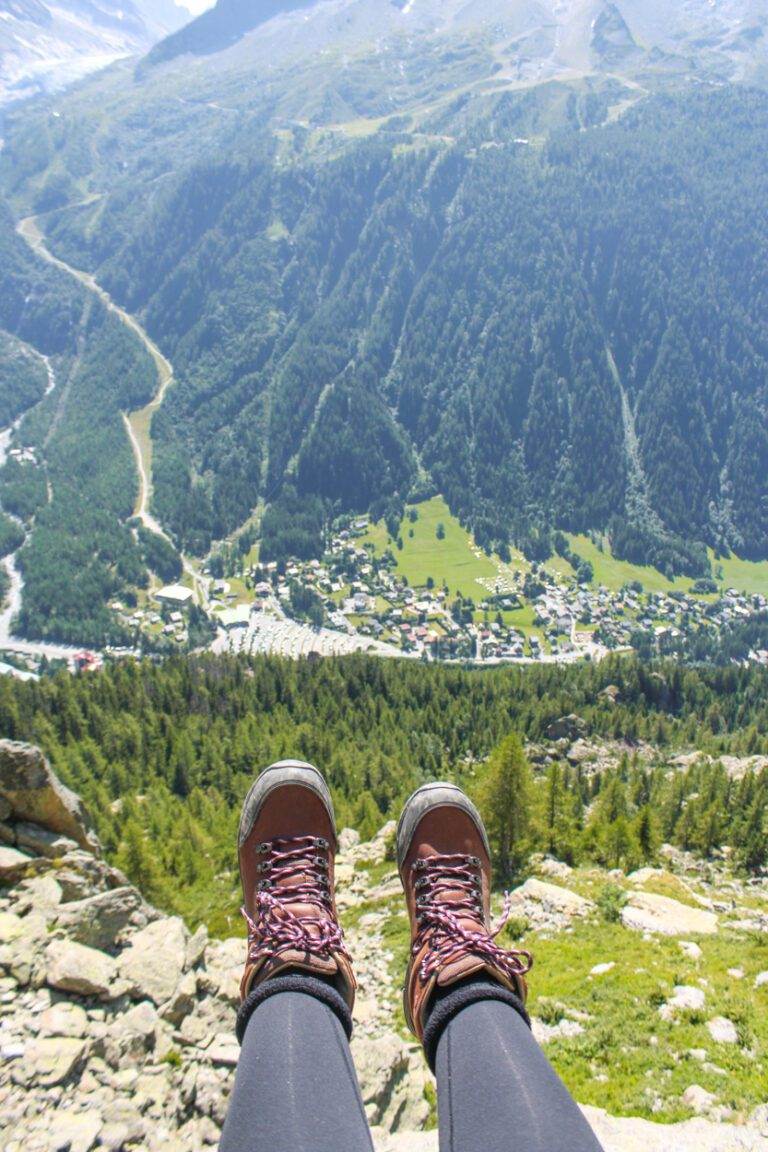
<box><xmin>535</xmin><ymin>997</ymin><xmax>566</xmax><ymax>1025</ymax></box>
<box><xmin>596</xmin><ymin>883</ymin><xmax>628</xmax><ymax>923</ymax></box>
<box><xmin>500</xmin><ymin>914</ymin><xmax>529</xmax><ymax>942</ymax></box>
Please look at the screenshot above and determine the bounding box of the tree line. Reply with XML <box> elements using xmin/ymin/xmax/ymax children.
<box><xmin>0</xmin><ymin>653</ymin><xmax>765</xmax><ymax>925</ymax></box>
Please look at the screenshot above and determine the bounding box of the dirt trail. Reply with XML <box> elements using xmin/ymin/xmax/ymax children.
<box><xmin>16</xmin><ymin>213</ymin><xmax>209</xmax><ymax>609</ymax></box>
<box><xmin>17</xmin><ymin>214</ymin><xmax>173</xmax><ymax>520</ymax></box>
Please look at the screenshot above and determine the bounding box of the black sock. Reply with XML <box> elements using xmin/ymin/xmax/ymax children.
<box><xmin>236</xmin><ymin>969</ymin><xmax>352</xmax><ymax>1044</ymax></box>
<box><xmin>421</xmin><ymin>975</ymin><xmax>530</xmax><ymax>1072</ymax></box>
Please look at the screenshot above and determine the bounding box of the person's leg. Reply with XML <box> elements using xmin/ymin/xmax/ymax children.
<box><xmin>429</xmin><ymin>987</ymin><xmax>603</xmax><ymax>1152</ymax></box>
<box><xmin>220</xmin><ymin>981</ymin><xmax>373</xmax><ymax>1152</ymax></box>
<box><xmin>396</xmin><ymin>782</ymin><xmax>604</xmax><ymax>1152</ymax></box>
<box><xmin>222</xmin><ymin>760</ymin><xmax>372</xmax><ymax>1152</ymax></box>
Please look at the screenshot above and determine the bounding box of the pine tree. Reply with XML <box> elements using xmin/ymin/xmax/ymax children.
<box><xmin>354</xmin><ymin>791</ymin><xmax>384</xmax><ymax>841</ymax></box>
<box><xmin>603</xmin><ymin>814</ymin><xmax>639</xmax><ymax>871</ymax></box>
<box><xmin>634</xmin><ymin>805</ymin><xmax>658</xmax><ymax>862</ymax></box>
<box><xmin>541</xmin><ymin>762</ymin><xmax>578</xmax><ymax>864</ymax></box>
<box><xmin>116</xmin><ymin>818</ymin><xmax>165</xmax><ymax>903</ymax></box>
<box><xmin>740</xmin><ymin>794</ymin><xmax>768</xmax><ymax>873</ymax></box>
<box><xmin>477</xmin><ymin>732</ymin><xmax>534</xmax><ymax>881</ymax></box>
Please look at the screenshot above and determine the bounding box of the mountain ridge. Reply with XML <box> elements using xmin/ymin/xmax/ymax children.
<box><xmin>143</xmin><ymin>0</ymin><xmax>317</xmax><ymax>67</ymax></box>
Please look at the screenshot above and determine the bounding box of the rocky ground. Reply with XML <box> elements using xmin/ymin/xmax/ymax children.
<box><xmin>1</xmin><ymin>740</ymin><xmax>767</xmax><ymax>1151</ymax></box>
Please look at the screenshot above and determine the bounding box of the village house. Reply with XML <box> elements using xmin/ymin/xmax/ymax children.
<box><xmin>156</xmin><ymin>584</ymin><xmax>194</xmax><ymax>608</ymax></box>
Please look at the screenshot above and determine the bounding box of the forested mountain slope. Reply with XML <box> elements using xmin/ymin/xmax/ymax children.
<box><xmin>1</xmin><ymin>0</ymin><xmax>767</xmax><ymax>643</ymax></box>
<box><xmin>6</xmin><ymin>81</ymin><xmax>767</xmax><ymax>574</ymax></box>
<box><xmin>0</xmin><ymin>205</ymin><xmax>163</xmax><ymax>643</ymax></box>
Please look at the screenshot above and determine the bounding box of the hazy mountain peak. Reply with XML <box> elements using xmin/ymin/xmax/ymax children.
<box><xmin>591</xmin><ymin>2</ymin><xmax>638</xmax><ymax>64</ymax></box>
<box><xmin>144</xmin><ymin>0</ymin><xmax>317</xmax><ymax>66</ymax></box>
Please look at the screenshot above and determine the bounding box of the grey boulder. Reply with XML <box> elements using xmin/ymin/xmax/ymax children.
<box><xmin>0</xmin><ymin>740</ymin><xmax>99</xmax><ymax>853</ymax></box>
<box><xmin>55</xmin><ymin>886</ymin><xmax>147</xmax><ymax>950</ymax></box>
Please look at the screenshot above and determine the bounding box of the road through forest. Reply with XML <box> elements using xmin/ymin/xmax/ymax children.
<box><xmin>16</xmin><ymin>212</ymin><xmax>209</xmax><ymax>612</ymax></box>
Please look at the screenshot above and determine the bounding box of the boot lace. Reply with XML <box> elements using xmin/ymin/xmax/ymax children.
<box><xmin>242</xmin><ymin>835</ymin><xmax>350</xmax><ymax>967</ymax></box>
<box><xmin>411</xmin><ymin>853</ymin><xmax>533</xmax><ymax>984</ymax></box>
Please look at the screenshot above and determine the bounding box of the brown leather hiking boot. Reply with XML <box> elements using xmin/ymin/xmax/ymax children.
<box><xmin>397</xmin><ymin>782</ymin><xmax>532</xmax><ymax>1043</ymax></box>
<box><xmin>238</xmin><ymin>760</ymin><xmax>355</xmax><ymax>1011</ymax></box>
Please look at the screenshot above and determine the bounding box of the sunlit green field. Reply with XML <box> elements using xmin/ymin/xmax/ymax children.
<box><xmin>362</xmin><ymin>500</ymin><xmax>768</xmax><ymax>606</ymax></box>
<box><xmin>711</xmin><ymin>550</ymin><xmax>768</xmax><ymax>597</ymax></box>
<box><xmin>552</xmin><ymin>535</ymin><xmax>768</xmax><ymax>598</ymax></box>
<box><xmin>557</xmin><ymin>534</ymin><xmax>699</xmax><ymax>594</ymax></box>
<box><xmin>363</xmin><ymin>495</ymin><xmax>499</xmax><ymax>599</ymax></box>
<box><xmin>521</xmin><ymin>922</ymin><xmax>768</xmax><ymax>1121</ymax></box>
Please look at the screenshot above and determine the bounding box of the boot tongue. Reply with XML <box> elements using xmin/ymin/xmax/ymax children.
<box><xmin>415</xmin><ymin>852</ymin><xmax>490</xmax><ymax>965</ymax></box>
<box><xmin>420</xmin><ymin>854</ymin><xmax>485</xmax><ymax>928</ymax></box>
<box><xmin>272</xmin><ymin>856</ymin><xmax>332</xmax><ymax>938</ymax></box>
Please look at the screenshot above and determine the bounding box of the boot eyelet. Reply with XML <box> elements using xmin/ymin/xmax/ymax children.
<box><xmin>313</xmin><ymin>856</ymin><xmax>328</xmax><ymax>869</ymax></box>
<box><xmin>413</xmin><ymin>859</ymin><xmax>427</xmax><ymax>871</ymax></box>
<box><xmin>415</xmin><ymin>877</ymin><xmax>428</xmax><ymax>890</ymax></box>
<box><xmin>257</xmin><ymin>862</ymin><xmax>271</xmax><ymax>873</ymax></box>
<box><xmin>315</xmin><ymin>837</ymin><xmax>329</xmax><ymax>850</ymax></box>
<box><xmin>258</xmin><ymin>879</ymin><xmax>272</xmax><ymax>890</ymax></box>
<box><xmin>469</xmin><ymin>855</ymin><xmax>481</xmax><ymax>867</ymax></box>
<box><xmin>257</xmin><ymin>842</ymin><xmax>271</xmax><ymax>854</ymax></box>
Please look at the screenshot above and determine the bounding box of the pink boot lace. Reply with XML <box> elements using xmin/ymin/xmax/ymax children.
<box><xmin>242</xmin><ymin>835</ymin><xmax>350</xmax><ymax>967</ymax></box>
<box><xmin>411</xmin><ymin>852</ymin><xmax>533</xmax><ymax>984</ymax></box>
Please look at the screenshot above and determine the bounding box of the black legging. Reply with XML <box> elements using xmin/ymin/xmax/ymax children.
<box><xmin>219</xmin><ymin>980</ymin><xmax>604</xmax><ymax>1152</ymax></box>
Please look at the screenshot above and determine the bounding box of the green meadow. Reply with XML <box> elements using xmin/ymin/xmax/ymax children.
<box><xmin>363</xmin><ymin>496</ymin><xmax>500</xmax><ymax>599</ymax></box>
<box><xmin>362</xmin><ymin>502</ymin><xmax>768</xmax><ymax>617</ymax></box>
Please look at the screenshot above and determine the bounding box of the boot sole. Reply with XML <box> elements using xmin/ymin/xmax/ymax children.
<box><xmin>238</xmin><ymin>759</ymin><xmax>336</xmax><ymax>849</ymax></box>
<box><xmin>395</xmin><ymin>781</ymin><xmax>490</xmax><ymax>870</ymax></box>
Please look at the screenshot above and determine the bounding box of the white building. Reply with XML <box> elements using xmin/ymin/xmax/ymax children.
<box><xmin>156</xmin><ymin>584</ymin><xmax>194</xmax><ymax>607</ymax></box>
<box><xmin>218</xmin><ymin>605</ymin><xmax>252</xmax><ymax>630</ymax></box>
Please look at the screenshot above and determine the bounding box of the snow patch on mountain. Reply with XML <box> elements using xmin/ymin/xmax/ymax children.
<box><xmin>0</xmin><ymin>0</ymin><xmax>189</xmax><ymax>106</ymax></box>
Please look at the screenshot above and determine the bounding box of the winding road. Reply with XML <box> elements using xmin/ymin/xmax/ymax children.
<box><xmin>0</xmin><ymin>347</ymin><xmax>85</xmax><ymax>660</ymax></box>
<box><xmin>16</xmin><ymin>211</ymin><xmax>209</xmax><ymax>611</ymax></box>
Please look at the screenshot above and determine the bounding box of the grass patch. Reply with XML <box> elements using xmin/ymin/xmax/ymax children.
<box><xmin>362</xmin><ymin>495</ymin><xmax>499</xmax><ymax>599</ymax></box>
<box><xmin>266</xmin><ymin>219</ymin><xmax>289</xmax><ymax>241</ymax></box>
<box><xmin>125</xmin><ymin>405</ymin><xmax>154</xmax><ymax>517</ymax></box>
<box><xmin>557</xmin><ymin>534</ymin><xmax>697</xmax><ymax>594</ymax></box>
<box><xmin>550</xmin><ymin>535</ymin><xmax>768</xmax><ymax>598</ymax></box>
<box><xmin>171</xmin><ymin>871</ymin><xmax>243</xmax><ymax>939</ymax></box>
<box><xmin>633</xmin><ymin>873</ymin><xmax>705</xmax><ymax>909</ymax></box>
<box><xmin>526</xmin><ymin>921</ymin><xmax>768</xmax><ymax>1120</ymax></box>
<box><xmin>221</xmin><ymin>575</ymin><xmax>251</xmax><ymax>603</ymax></box>
<box><xmin>245</xmin><ymin>540</ymin><xmax>261</xmax><ymax>566</ymax></box>
<box><xmin>354</xmin><ymin>858</ymin><xmax>398</xmax><ymax>884</ymax></box>
<box><xmin>711</xmin><ymin>550</ymin><xmax>768</xmax><ymax>597</ymax></box>
<box><xmin>343</xmin><ymin>867</ymin><xmax>767</xmax><ymax>1121</ymax></box>
<box><xmin>502</xmin><ymin>604</ymin><xmax>543</xmax><ymax>635</ymax></box>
